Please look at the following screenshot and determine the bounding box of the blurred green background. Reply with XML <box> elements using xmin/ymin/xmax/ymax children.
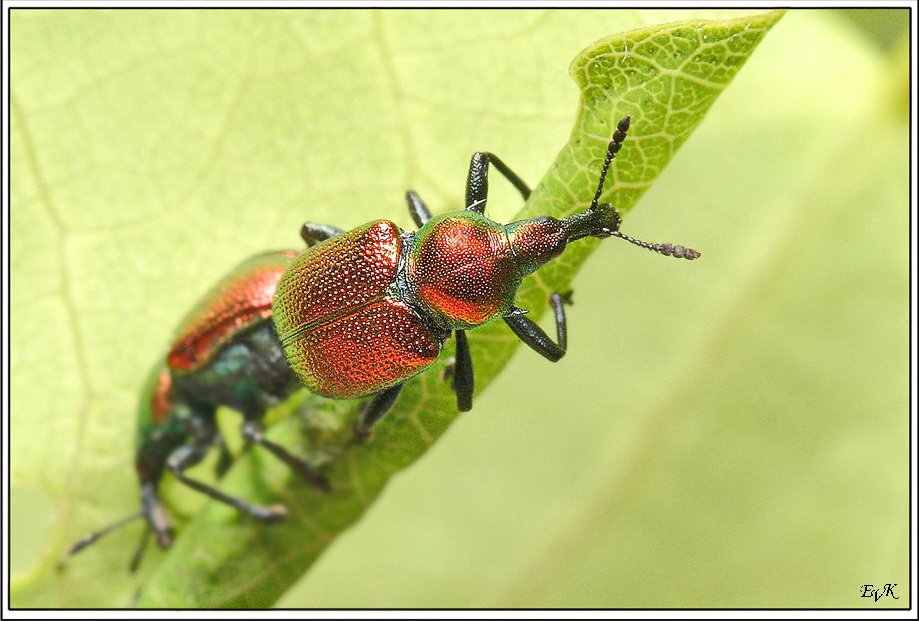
<box><xmin>10</xmin><ymin>8</ymin><xmax>909</xmax><ymax>608</ymax></box>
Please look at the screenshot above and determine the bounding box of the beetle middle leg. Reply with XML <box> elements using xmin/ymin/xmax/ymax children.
<box><xmin>166</xmin><ymin>440</ymin><xmax>288</xmax><ymax>523</ymax></box>
<box><xmin>465</xmin><ymin>151</ymin><xmax>532</xmax><ymax>214</ymax></box>
<box><xmin>452</xmin><ymin>330</ymin><xmax>474</xmax><ymax>411</ymax></box>
<box><xmin>354</xmin><ymin>383</ymin><xmax>404</xmax><ymax>441</ymax></box>
<box><xmin>300</xmin><ymin>222</ymin><xmax>344</xmax><ymax>247</ymax></box>
<box><xmin>504</xmin><ymin>292</ymin><xmax>571</xmax><ymax>362</ymax></box>
<box><xmin>241</xmin><ymin>419</ymin><xmax>330</xmax><ymax>491</ymax></box>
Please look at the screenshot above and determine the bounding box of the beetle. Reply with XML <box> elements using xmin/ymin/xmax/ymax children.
<box><xmin>67</xmin><ymin>115</ymin><xmax>698</xmax><ymax>567</ymax></box>
<box><xmin>273</xmin><ymin>115</ymin><xmax>698</xmax><ymax>439</ymax></box>
<box><xmin>66</xmin><ymin>248</ymin><xmax>331</xmax><ymax>569</ymax></box>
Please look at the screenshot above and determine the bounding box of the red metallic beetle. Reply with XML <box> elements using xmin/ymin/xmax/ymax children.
<box><xmin>273</xmin><ymin>116</ymin><xmax>699</xmax><ymax>438</ymax></box>
<box><xmin>67</xmin><ymin>116</ymin><xmax>699</xmax><ymax>566</ymax></box>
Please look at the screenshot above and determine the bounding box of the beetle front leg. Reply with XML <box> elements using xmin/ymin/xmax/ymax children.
<box><xmin>503</xmin><ymin>292</ymin><xmax>571</xmax><ymax>362</ymax></box>
<box><xmin>465</xmin><ymin>151</ymin><xmax>532</xmax><ymax>214</ymax></box>
<box><xmin>241</xmin><ymin>419</ymin><xmax>330</xmax><ymax>491</ymax></box>
<box><xmin>354</xmin><ymin>383</ymin><xmax>404</xmax><ymax>441</ymax></box>
<box><xmin>300</xmin><ymin>222</ymin><xmax>344</xmax><ymax>247</ymax></box>
<box><xmin>166</xmin><ymin>442</ymin><xmax>288</xmax><ymax>522</ymax></box>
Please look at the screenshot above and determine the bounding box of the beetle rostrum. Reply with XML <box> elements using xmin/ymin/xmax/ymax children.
<box><xmin>66</xmin><ymin>115</ymin><xmax>699</xmax><ymax>568</ymax></box>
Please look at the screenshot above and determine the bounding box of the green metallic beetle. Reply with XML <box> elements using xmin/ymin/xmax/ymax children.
<box><xmin>67</xmin><ymin>116</ymin><xmax>699</xmax><ymax>568</ymax></box>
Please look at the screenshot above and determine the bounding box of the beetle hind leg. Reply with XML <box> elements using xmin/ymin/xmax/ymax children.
<box><xmin>241</xmin><ymin>419</ymin><xmax>330</xmax><ymax>491</ymax></box>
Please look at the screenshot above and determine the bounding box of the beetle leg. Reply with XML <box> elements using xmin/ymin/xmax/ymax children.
<box><xmin>406</xmin><ymin>190</ymin><xmax>432</xmax><ymax>228</ymax></box>
<box><xmin>465</xmin><ymin>151</ymin><xmax>532</xmax><ymax>214</ymax></box>
<box><xmin>215</xmin><ymin>437</ymin><xmax>233</xmax><ymax>477</ymax></box>
<box><xmin>128</xmin><ymin>527</ymin><xmax>151</xmax><ymax>573</ymax></box>
<box><xmin>453</xmin><ymin>330</ymin><xmax>474</xmax><ymax>412</ymax></box>
<box><xmin>300</xmin><ymin>222</ymin><xmax>344</xmax><ymax>247</ymax></box>
<box><xmin>140</xmin><ymin>480</ymin><xmax>174</xmax><ymax>548</ymax></box>
<box><xmin>354</xmin><ymin>383</ymin><xmax>404</xmax><ymax>441</ymax></box>
<box><xmin>241</xmin><ymin>419</ymin><xmax>330</xmax><ymax>492</ymax></box>
<box><xmin>166</xmin><ymin>442</ymin><xmax>288</xmax><ymax>523</ymax></box>
<box><xmin>503</xmin><ymin>292</ymin><xmax>571</xmax><ymax>362</ymax></box>
<box><xmin>64</xmin><ymin>509</ymin><xmax>145</xmax><ymax>566</ymax></box>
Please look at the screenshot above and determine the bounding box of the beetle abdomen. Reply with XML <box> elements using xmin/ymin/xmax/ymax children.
<box><xmin>274</xmin><ymin>220</ymin><xmax>444</xmax><ymax>399</ymax></box>
<box><xmin>167</xmin><ymin>250</ymin><xmax>297</xmax><ymax>373</ymax></box>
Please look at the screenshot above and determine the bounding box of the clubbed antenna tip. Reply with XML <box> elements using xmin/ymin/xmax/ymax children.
<box><xmin>658</xmin><ymin>243</ymin><xmax>700</xmax><ymax>260</ymax></box>
<box><xmin>611</xmin><ymin>230</ymin><xmax>701</xmax><ymax>260</ymax></box>
<box><xmin>591</xmin><ymin>115</ymin><xmax>633</xmax><ymax>210</ymax></box>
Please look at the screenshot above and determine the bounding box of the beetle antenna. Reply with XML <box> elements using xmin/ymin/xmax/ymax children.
<box><xmin>67</xmin><ymin>511</ymin><xmax>144</xmax><ymax>558</ymax></box>
<box><xmin>590</xmin><ymin>115</ymin><xmax>631</xmax><ymax>210</ymax></box>
<box><xmin>611</xmin><ymin>230</ymin><xmax>701</xmax><ymax>260</ymax></box>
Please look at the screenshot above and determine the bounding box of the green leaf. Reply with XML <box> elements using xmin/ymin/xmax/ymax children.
<box><xmin>281</xmin><ymin>11</ymin><xmax>910</xmax><ymax>608</ymax></box>
<box><xmin>11</xmin><ymin>9</ymin><xmax>813</xmax><ymax>608</ymax></box>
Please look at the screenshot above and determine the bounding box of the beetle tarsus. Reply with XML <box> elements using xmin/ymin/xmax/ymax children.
<box><xmin>555</xmin><ymin>290</ymin><xmax>574</xmax><ymax>306</ymax></box>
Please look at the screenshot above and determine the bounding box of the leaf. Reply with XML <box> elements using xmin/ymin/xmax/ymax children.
<box><xmin>281</xmin><ymin>11</ymin><xmax>910</xmax><ymax>608</ymax></box>
<box><xmin>10</xmin><ymin>9</ymin><xmax>783</xmax><ymax>608</ymax></box>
